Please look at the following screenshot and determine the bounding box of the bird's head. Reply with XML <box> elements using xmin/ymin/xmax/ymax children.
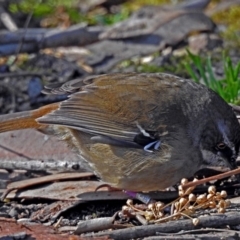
<box><xmin>199</xmin><ymin>118</ymin><xmax>240</xmax><ymax>170</ymax></box>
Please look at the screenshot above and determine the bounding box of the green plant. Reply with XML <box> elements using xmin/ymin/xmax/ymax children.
<box><xmin>185</xmin><ymin>50</ymin><xmax>240</xmax><ymax>104</ymax></box>
<box><xmin>9</xmin><ymin>0</ymin><xmax>130</xmax><ymax>26</ymax></box>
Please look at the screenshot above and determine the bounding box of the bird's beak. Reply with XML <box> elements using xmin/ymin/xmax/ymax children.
<box><xmin>228</xmin><ymin>156</ymin><xmax>240</xmax><ymax>182</ymax></box>
<box><xmin>228</xmin><ymin>157</ymin><xmax>237</xmax><ymax>170</ymax></box>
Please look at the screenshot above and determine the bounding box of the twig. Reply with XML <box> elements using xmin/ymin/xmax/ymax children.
<box><xmin>83</xmin><ymin>212</ymin><xmax>240</xmax><ymax>239</ymax></box>
<box><xmin>182</xmin><ymin>168</ymin><xmax>240</xmax><ymax>190</ymax></box>
<box><xmin>0</xmin><ymin>158</ymin><xmax>86</xmax><ymax>172</ymax></box>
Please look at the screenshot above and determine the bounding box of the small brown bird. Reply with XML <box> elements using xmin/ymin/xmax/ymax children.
<box><xmin>0</xmin><ymin>73</ymin><xmax>240</xmax><ymax>192</ymax></box>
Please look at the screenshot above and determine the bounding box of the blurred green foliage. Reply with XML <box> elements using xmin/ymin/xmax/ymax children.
<box><xmin>185</xmin><ymin>50</ymin><xmax>240</xmax><ymax>104</ymax></box>
<box><xmin>125</xmin><ymin>50</ymin><xmax>240</xmax><ymax>104</ymax></box>
<box><xmin>9</xmin><ymin>0</ymin><xmax>173</xmax><ymax>26</ymax></box>
<box><xmin>10</xmin><ymin>0</ymin><xmax>84</xmax><ymax>24</ymax></box>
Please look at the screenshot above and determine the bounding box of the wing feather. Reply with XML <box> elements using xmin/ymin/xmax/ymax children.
<box><xmin>38</xmin><ymin>73</ymin><xmax>183</xmax><ymax>141</ymax></box>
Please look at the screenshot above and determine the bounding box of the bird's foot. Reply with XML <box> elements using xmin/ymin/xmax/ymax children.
<box><xmin>124</xmin><ymin>190</ymin><xmax>154</xmax><ymax>204</ymax></box>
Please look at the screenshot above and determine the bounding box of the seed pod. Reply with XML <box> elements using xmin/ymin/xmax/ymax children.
<box><xmin>181</xmin><ymin>178</ymin><xmax>188</xmax><ymax>185</ymax></box>
<box><xmin>126</xmin><ymin>199</ymin><xmax>133</xmax><ymax>206</ymax></box>
<box><xmin>188</xmin><ymin>205</ymin><xmax>195</xmax><ymax>213</ymax></box>
<box><xmin>157</xmin><ymin>211</ymin><xmax>165</xmax><ymax>218</ymax></box>
<box><xmin>179</xmin><ymin>197</ymin><xmax>188</xmax><ymax>207</ymax></box>
<box><xmin>220</xmin><ymin>190</ymin><xmax>227</xmax><ymax>198</ymax></box>
<box><xmin>209</xmin><ymin>201</ymin><xmax>216</xmax><ymax>208</ymax></box>
<box><xmin>218</xmin><ymin>207</ymin><xmax>225</xmax><ymax>213</ymax></box>
<box><xmin>155</xmin><ymin>202</ymin><xmax>165</xmax><ymax>211</ymax></box>
<box><xmin>179</xmin><ymin>190</ymin><xmax>185</xmax><ymax>197</ymax></box>
<box><xmin>148</xmin><ymin>203</ymin><xmax>155</xmax><ymax>211</ymax></box>
<box><xmin>208</xmin><ymin>186</ymin><xmax>216</xmax><ymax>194</ymax></box>
<box><xmin>122</xmin><ymin>206</ymin><xmax>132</xmax><ymax>216</ymax></box>
<box><xmin>122</xmin><ymin>205</ymin><xmax>129</xmax><ymax>212</ymax></box>
<box><xmin>178</xmin><ymin>185</ymin><xmax>183</xmax><ymax>191</ymax></box>
<box><xmin>196</xmin><ymin>193</ymin><xmax>207</xmax><ymax>203</ymax></box>
<box><xmin>189</xmin><ymin>193</ymin><xmax>196</xmax><ymax>202</ymax></box>
<box><xmin>214</xmin><ymin>192</ymin><xmax>222</xmax><ymax>201</ymax></box>
<box><xmin>207</xmin><ymin>193</ymin><xmax>214</xmax><ymax>200</ymax></box>
<box><xmin>217</xmin><ymin>200</ymin><xmax>226</xmax><ymax>209</ymax></box>
<box><xmin>192</xmin><ymin>218</ymin><xmax>199</xmax><ymax>226</ymax></box>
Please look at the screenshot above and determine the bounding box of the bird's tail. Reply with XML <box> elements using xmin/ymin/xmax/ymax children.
<box><xmin>0</xmin><ymin>103</ymin><xmax>59</xmax><ymax>133</ymax></box>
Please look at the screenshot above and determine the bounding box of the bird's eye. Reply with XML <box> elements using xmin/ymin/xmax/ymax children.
<box><xmin>216</xmin><ymin>142</ymin><xmax>226</xmax><ymax>150</ymax></box>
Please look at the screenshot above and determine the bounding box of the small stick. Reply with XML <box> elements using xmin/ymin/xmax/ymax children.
<box><xmin>182</xmin><ymin>168</ymin><xmax>240</xmax><ymax>190</ymax></box>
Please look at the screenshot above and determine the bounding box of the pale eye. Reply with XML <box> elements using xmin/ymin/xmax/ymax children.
<box><xmin>216</xmin><ymin>142</ymin><xmax>226</xmax><ymax>150</ymax></box>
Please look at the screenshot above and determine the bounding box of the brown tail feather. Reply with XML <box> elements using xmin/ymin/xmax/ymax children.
<box><xmin>0</xmin><ymin>103</ymin><xmax>59</xmax><ymax>133</ymax></box>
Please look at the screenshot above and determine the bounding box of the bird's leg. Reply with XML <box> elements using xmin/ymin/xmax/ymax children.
<box><xmin>124</xmin><ymin>190</ymin><xmax>154</xmax><ymax>204</ymax></box>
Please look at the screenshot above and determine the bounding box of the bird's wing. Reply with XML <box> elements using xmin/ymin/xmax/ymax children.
<box><xmin>38</xmin><ymin>73</ymin><xmax>184</xmax><ymax>143</ymax></box>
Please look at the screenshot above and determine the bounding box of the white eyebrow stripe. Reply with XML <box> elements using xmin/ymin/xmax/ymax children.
<box><xmin>217</xmin><ymin>120</ymin><xmax>229</xmax><ymax>135</ymax></box>
<box><xmin>217</xmin><ymin>120</ymin><xmax>236</xmax><ymax>155</ymax></box>
<box><xmin>217</xmin><ymin>120</ymin><xmax>230</xmax><ymax>142</ymax></box>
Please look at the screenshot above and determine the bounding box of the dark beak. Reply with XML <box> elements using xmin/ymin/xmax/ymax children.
<box><xmin>229</xmin><ymin>157</ymin><xmax>240</xmax><ymax>182</ymax></box>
